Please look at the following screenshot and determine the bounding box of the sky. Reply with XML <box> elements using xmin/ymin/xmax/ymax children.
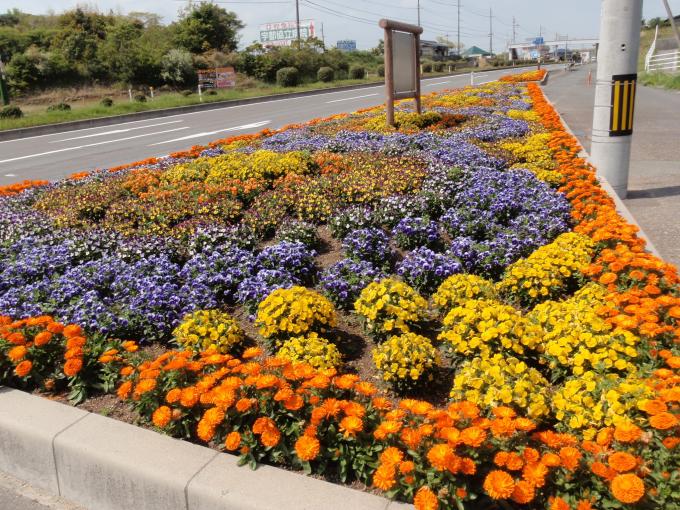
<box><xmin>7</xmin><ymin>0</ymin><xmax>680</xmax><ymax>51</ymax></box>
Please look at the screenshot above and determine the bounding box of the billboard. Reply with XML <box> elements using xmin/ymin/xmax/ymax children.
<box><xmin>198</xmin><ymin>67</ymin><xmax>237</xmax><ymax>89</ymax></box>
<box><xmin>259</xmin><ymin>20</ymin><xmax>315</xmax><ymax>47</ymax></box>
<box><xmin>336</xmin><ymin>40</ymin><xmax>357</xmax><ymax>52</ymax></box>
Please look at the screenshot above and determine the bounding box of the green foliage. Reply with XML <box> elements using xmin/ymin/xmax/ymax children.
<box><xmin>317</xmin><ymin>66</ymin><xmax>334</xmax><ymax>82</ymax></box>
<box><xmin>433</xmin><ymin>62</ymin><xmax>445</xmax><ymax>72</ymax></box>
<box><xmin>46</xmin><ymin>102</ymin><xmax>70</xmax><ymax>112</ymax></box>
<box><xmin>349</xmin><ymin>65</ymin><xmax>366</xmax><ymax>79</ymax></box>
<box><xmin>161</xmin><ymin>48</ymin><xmax>196</xmax><ymax>87</ymax></box>
<box><xmin>377</xmin><ymin>64</ymin><xmax>385</xmax><ymax>77</ymax></box>
<box><xmin>99</xmin><ymin>97</ymin><xmax>113</xmax><ymax>107</ymax></box>
<box><xmin>173</xmin><ymin>1</ymin><xmax>243</xmax><ymax>53</ymax></box>
<box><xmin>422</xmin><ymin>62</ymin><xmax>433</xmax><ymax>73</ymax></box>
<box><xmin>0</xmin><ymin>105</ymin><xmax>23</xmax><ymax>118</ymax></box>
<box><xmin>640</xmin><ymin>71</ymin><xmax>680</xmax><ymax>91</ymax></box>
<box><xmin>276</xmin><ymin>66</ymin><xmax>299</xmax><ymax>87</ymax></box>
<box><xmin>133</xmin><ymin>93</ymin><xmax>147</xmax><ymax>102</ymax></box>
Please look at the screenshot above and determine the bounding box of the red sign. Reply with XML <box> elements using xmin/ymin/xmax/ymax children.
<box><xmin>198</xmin><ymin>67</ymin><xmax>236</xmax><ymax>89</ymax></box>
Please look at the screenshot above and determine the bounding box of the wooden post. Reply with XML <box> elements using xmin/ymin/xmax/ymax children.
<box><xmin>384</xmin><ymin>28</ymin><xmax>395</xmax><ymax>126</ymax></box>
<box><xmin>379</xmin><ymin>19</ymin><xmax>423</xmax><ymax>127</ymax></box>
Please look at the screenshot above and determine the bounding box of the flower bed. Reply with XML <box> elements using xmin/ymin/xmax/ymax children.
<box><xmin>500</xmin><ymin>69</ymin><xmax>548</xmax><ymax>83</ymax></box>
<box><xmin>1</xmin><ymin>82</ymin><xmax>679</xmax><ymax>510</ymax></box>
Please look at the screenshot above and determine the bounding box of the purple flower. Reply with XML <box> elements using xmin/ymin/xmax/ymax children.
<box><xmin>320</xmin><ymin>258</ymin><xmax>384</xmax><ymax>309</ymax></box>
<box><xmin>392</xmin><ymin>216</ymin><xmax>441</xmax><ymax>250</ymax></box>
<box><xmin>342</xmin><ymin>228</ymin><xmax>392</xmax><ymax>267</ymax></box>
<box><xmin>396</xmin><ymin>247</ymin><xmax>462</xmax><ymax>294</ymax></box>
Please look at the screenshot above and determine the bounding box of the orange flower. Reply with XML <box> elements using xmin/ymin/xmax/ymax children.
<box><xmin>510</xmin><ymin>480</ymin><xmax>535</xmax><ymax>504</ymax></box>
<box><xmin>225</xmin><ymin>431</ymin><xmax>241</xmax><ymax>451</ymax></box>
<box><xmin>63</xmin><ymin>358</ymin><xmax>83</xmax><ymax>377</ymax></box>
<box><xmin>541</xmin><ymin>453</ymin><xmax>561</xmax><ymax>467</ymax></box>
<box><xmin>354</xmin><ymin>381</ymin><xmax>377</xmax><ymax>396</ymax></box>
<box><xmin>414</xmin><ymin>486</ymin><xmax>439</xmax><ymax>510</ymax></box>
<box><xmin>649</xmin><ymin>412</ymin><xmax>678</xmax><ymax>430</ymax></box>
<box><xmin>662</xmin><ymin>436</ymin><xmax>680</xmax><ymax>449</ymax></box>
<box><xmin>295</xmin><ymin>435</ymin><xmax>321</xmax><ymax>461</ymax></box>
<box><xmin>117</xmin><ymin>380</ymin><xmax>132</xmax><ymax>399</ymax></box>
<box><xmin>427</xmin><ymin>444</ymin><xmax>453</xmax><ymax>471</ymax></box>
<box><xmin>522</xmin><ymin>462</ymin><xmax>548</xmax><ymax>488</ymax></box>
<box><xmin>152</xmin><ymin>406</ymin><xmax>172</xmax><ymax>428</ymax></box>
<box><xmin>242</xmin><ymin>346</ymin><xmax>263</xmax><ymax>359</ymax></box>
<box><xmin>14</xmin><ymin>360</ymin><xmax>32</xmax><ymax>377</ymax></box>
<box><xmin>180</xmin><ymin>387</ymin><xmax>199</xmax><ymax>407</ymax></box>
<box><xmin>398</xmin><ymin>460</ymin><xmax>414</xmax><ymax>474</ymax></box>
<box><xmin>599</xmin><ymin>272</ymin><xmax>618</xmax><ymax>285</ymax></box>
<box><xmin>379</xmin><ymin>447</ymin><xmax>404</xmax><ymax>466</ymax></box>
<box><xmin>400</xmin><ymin>428</ymin><xmax>422</xmax><ymax>449</ymax></box>
<box><xmin>610</xmin><ymin>473</ymin><xmax>645</xmax><ymax>504</ymax></box>
<box><xmin>640</xmin><ymin>399</ymin><xmax>668</xmax><ymax>415</ymax></box>
<box><xmin>559</xmin><ymin>446</ymin><xmax>582</xmax><ymax>471</ymax></box>
<box><xmin>550</xmin><ymin>496</ymin><xmax>571</xmax><ymax>510</ymax></box>
<box><xmin>483</xmin><ymin>470</ymin><xmax>515</xmax><ymax>500</ymax></box>
<box><xmin>166</xmin><ymin>388</ymin><xmax>181</xmax><ymax>404</ymax></box>
<box><xmin>7</xmin><ymin>345</ymin><xmax>27</xmax><ymax>362</ymax></box>
<box><xmin>591</xmin><ymin>461</ymin><xmax>615</xmax><ymax>480</ymax></box>
<box><xmin>33</xmin><ymin>331</ymin><xmax>52</xmax><ymax>347</ymax></box>
<box><xmin>372</xmin><ymin>463</ymin><xmax>396</xmax><ymax>491</ymax></box>
<box><xmin>608</xmin><ymin>451</ymin><xmax>637</xmax><ymax>472</ymax></box>
<box><xmin>339</xmin><ymin>416</ymin><xmax>363</xmax><ymax>438</ymax></box>
<box><xmin>135</xmin><ymin>378</ymin><xmax>157</xmax><ymax>395</ymax></box>
<box><xmin>460</xmin><ymin>426</ymin><xmax>487</xmax><ymax>447</ymax></box>
<box><xmin>613</xmin><ymin>422</ymin><xmax>642</xmax><ymax>443</ymax></box>
<box><xmin>283</xmin><ymin>394</ymin><xmax>304</xmax><ymax>411</ymax></box>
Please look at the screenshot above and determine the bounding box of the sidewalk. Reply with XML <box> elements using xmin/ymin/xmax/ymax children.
<box><xmin>543</xmin><ymin>63</ymin><xmax>680</xmax><ymax>269</ymax></box>
<box><xmin>0</xmin><ymin>471</ymin><xmax>82</xmax><ymax>510</ymax></box>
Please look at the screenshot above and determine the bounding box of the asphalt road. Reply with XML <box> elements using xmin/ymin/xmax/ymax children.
<box><xmin>0</xmin><ymin>66</ymin><xmax>560</xmax><ymax>183</ymax></box>
<box><xmin>0</xmin><ymin>471</ymin><xmax>82</xmax><ymax>510</ymax></box>
<box><xmin>543</xmin><ymin>63</ymin><xmax>680</xmax><ymax>268</ymax></box>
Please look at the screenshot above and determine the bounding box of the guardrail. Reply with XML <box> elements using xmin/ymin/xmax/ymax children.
<box><xmin>646</xmin><ymin>50</ymin><xmax>680</xmax><ymax>72</ymax></box>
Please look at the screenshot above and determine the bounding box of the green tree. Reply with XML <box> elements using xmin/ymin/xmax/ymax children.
<box><xmin>161</xmin><ymin>48</ymin><xmax>196</xmax><ymax>87</ymax></box>
<box><xmin>172</xmin><ymin>2</ymin><xmax>243</xmax><ymax>53</ymax></box>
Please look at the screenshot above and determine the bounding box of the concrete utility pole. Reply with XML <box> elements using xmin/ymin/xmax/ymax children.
<box><xmin>457</xmin><ymin>1</ymin><xmax>461</xmax><ymax>56</ymax></box>
<box><xmin>295</xmin><ymin>0</ymin><xmax>301</xmax><ymax>47</ymax></box>
<box><xmin>590</xmin><ymin>0</ymin><xmax>643</xmax><ymax>198</ymax></box>
<box><xmin>489</xmin><ymin>8</ymin><xmax>493</xmax><ymax>54</ymax></box>
<box><xmin>512</xmin><ymin>16</ymin><xmax>516</xmax><ymax>43</ymax></box>
<box><xmin>417</xmin><ymin>0</ymin><xmax>421</xmax><ymax>27</ymax></box>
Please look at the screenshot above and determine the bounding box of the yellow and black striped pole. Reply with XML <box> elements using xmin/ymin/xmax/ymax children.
<box><xmin>609</xmin><ymin>73</ymin><xmax>637</xmax><ymax>136</ymax></box>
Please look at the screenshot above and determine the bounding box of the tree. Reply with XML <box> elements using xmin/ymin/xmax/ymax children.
<box><xmin>98</xmin><ymin>20</ymin><xmax>145</xmax><ymax>84</ymax></box>
<box><xmin>372</xmin><ymin>39</ymin><xmax>384</xmax><ymax>56</ymax></box>
<box><xmin>161</xmin><ymin>48</ymin><xmax>195</xmax><ymax>87</ymax></box>
<box><xmin>172</xmin><ymin>2</ymin><xmax>243</xmax><ymax>53</ymax></box>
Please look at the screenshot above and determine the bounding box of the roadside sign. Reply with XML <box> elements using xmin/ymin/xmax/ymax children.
<box><xmin>609</xmin><ymin>73</ymin><xmax>637</xmax><ymax>136</ymax></box>
<box><xmin>259</xmin><ymin>20</ymin><xmax>315</xmax><ymax>47</ymax></box>
<box><xmin>392</xmin><ymin>31</ymin><xmax>416</xmax><ymax>95</ymax></box>
<box><xmin>533</xmin><ymin>37</ymin><xmax>544</xmax><ymax>45</ymax></box>
<box><xmin>198</xmin><ymin>67</ymin><xmax>236</xmax><ymax>89</ymax></box>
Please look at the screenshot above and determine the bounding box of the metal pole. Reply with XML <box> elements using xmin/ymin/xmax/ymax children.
<box><xmin>295</xmin><ymin>0</ymin><xmax>301</xmax><ymax>47</ymax></box>
<box><xmin>457</xmin><ymin>1</ymin><xmax>461</xmax><ymax>56</ymax></box>
<box><xmin>489</xmin><ymin>8</ymin><xmax>493</xmax><ymax>54</ymax></box>
<box><xmin>417</xmin><ymin>0</ymin><xmax>420</xmax><ymax>26</ymax></box>
<box><xmin>662</xmin><ymin>0</ymin><xmax>680</xmax><ymax>51</ymax></box>
<box><xmin>590</xmin><ymin>0</ymin><xmax>643</xmax><ymax>198</ymax></box>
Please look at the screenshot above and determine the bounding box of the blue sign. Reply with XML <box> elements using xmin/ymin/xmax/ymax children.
<box><xmin>533</xmin><ymin>37</ymin><xmax>544</xmax><ymax>46</ymax></box>
<box><xmin>530</xmin><ymin>50</ymin><xmax>539</xmax><ymax>59</ymax></box>
<box><xmin>336</xmin><ymin>40</ymin><xmax>357</xmax><ymax>52</ymax></box>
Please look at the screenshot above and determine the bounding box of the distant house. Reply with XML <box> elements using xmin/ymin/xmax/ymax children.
<box><xmin>462</xmin><ymin>46</ymin><xmax>492</xmax><ymax>58</ymax></box>
<box><xmin>420</xmin><ymin>40</ymin><xmax>449</xmax><ymax>60</ymax></box>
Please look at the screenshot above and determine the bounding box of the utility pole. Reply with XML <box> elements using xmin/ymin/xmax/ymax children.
<box><xmin>457</xmin><ymin>1</ymin><xmax>461</xmax><ymax>56</ymax></box>
<box><xmin>512</xmin><ymin>16</ymin><xmax>517</xmax><ymax>43</ymax></box>
<box><xmin>417</xmin><ymin>0</ymin><xmax>421</xmax><ymax>26</ymax></box>
<box><xmin>662</xmin><ymin>0</ymin><xmax>680</xmax><ymax>51</ymax></box>
<box><xmin>590</xmin><ymin>0</ymin><xmax>643</xmax><ymax>198</ymax></box>
<box><xmin>321</xmin><ymin>22</ymin><xmax>325</xmax><ymax>50</ymax></box>
<box><xmin>489</xmin><ymin>7</ymin><xmax>493</xmax><ymax>54</ymax></box>
<box><xmin>295</xmin><ymin>0</ymin><xmax>301</xmax><ymax>47</ymax></box>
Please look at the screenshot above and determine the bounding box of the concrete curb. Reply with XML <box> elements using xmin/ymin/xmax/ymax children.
<box><xmin>540</xmin><ymin>86</ymin><xmax>662</xmax><ymax>258</ymax></box>
<box><xmin>0</xmin><ymin>387</ymin><xmax>412</xmax><ymax>510</ymax></box>
<box><xmin>0</xmin><ymin>64</ymin><xmax>543</xmax><ymax>142</ymax></box>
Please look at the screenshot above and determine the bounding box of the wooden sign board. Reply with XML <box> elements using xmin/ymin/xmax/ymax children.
<box><xmin>379</xmin><ymin>19</ymin><xmax>423</xmax><ymax>126</ymax></box>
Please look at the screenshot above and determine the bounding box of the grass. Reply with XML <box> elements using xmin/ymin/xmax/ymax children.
<box><xmin>639</xmin><ymin>71</ymin><xmax>680</xmax><ymax>90</ymax></box>
<box><xmin>638</xmin><ymin>25</ymin><xmax>676</xmax><ymax>71</ymax></box>
<box><xmin>0</xmin><ymin>63</ymin><xmax>537</xmax><ymax>132</ymax></box>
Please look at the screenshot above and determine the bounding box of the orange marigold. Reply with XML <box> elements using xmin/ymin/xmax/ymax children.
<box><xmin>613</xmin><ymin>421</ymin><xmax>642</xmax><ymax>443</ymax></box>
<box><xmin>295</xmin><ymin>435</ymin><xmax>320</xmax><ymax>461</ymax></box>
<box><xmin>7</xmin><ymin>345</ymin><xmax>27</xmax><ymax>362</ymax></box>
<box><xmin>649</xmin><ymin>412</ymin><xmax>678</xmax><ymax>430</ymax></box>
<box><xmin>14</xmin><ymin>360</ymin><xmax>32</xmax><ymax>377</ymax></box>
<box><xmin>33</xmin><ymin>331</ymin><xmax>52</xmax><ymax>347</ymax></box>
<box><xmin>608</xmin><ymin>451</ymin><xmax>637</xmax><ymax>473</ymax></box>
<box><xmin>152</xmin><ymin>406</ymin><xmax>172</xmax><ymax>428</ymax></box>
<box><xmin>379</xmin><ymin>447</ymin><xmax>404</xmax><ymax>466</ymax></box>
<box><xmin>427</xmin><ymin>444</ymin><xmax>453</xmax><ymax>471</ymax></box>
<box><xmin>63</xmin><ymin>358</ymin><xmax>83</xmax><ymax>377</ymax></box>
<box><xmin>640</xmin><ymin>399</ymin><xmax>668</xmax><ymax>415</ymax></box>
<box><xmin>460</xmin><ymin>426</ymin><xmax>487</xmax><ymax>447</ymax></box>
<box><xmin>511</xmin><ymin>480</ymin><xmax>535</xmax><ymax>504</ymax></box>
<box><xmin>611</xmin><ymin>473</ymin><xmax>645</xmax><ymax>504</ymax></box>
<box><xmin>559</xmin><ymin>446</ymin><xmax>582</xmax><ymax>471</ymax></box>
<box><xmin>117</xmin><ymin>381</ymin><xmax>132</xmax><ymax>399</ymax></box>
<box><xmin>483</xmin><ymin>470</ymin><xmax>515</xmax><ymax>500</ymax></box>
<box><xmin>372</xmin><ymin>463</ymin><xmax>396</xmax><ymax>491</ymax></box>
<box><xmin>339</xmin><ymin>416</ymin><xmax>363</xmax><ymax>438</ymax></box>
<box><xmin>225</xmin><ymin>431</ymin><xmax>241</xmax><ymax>451</ymax></box>
<box><xmin>414</xmin><ymin>486</ymin><xmax>439</xmax><ymax>510</ymax></box>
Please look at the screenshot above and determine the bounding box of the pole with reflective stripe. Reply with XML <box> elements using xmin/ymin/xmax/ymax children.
<box><xmin>590</xmin><ymin>0</ymin><xmax>643</xmax><ymax>199</ymax></box>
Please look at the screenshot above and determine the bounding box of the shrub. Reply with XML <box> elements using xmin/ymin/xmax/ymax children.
<box><xmin>354</xmin><ymin>278</ymin><xmax>428</xmax><ymax>339</ymax></box>
<box><xmin>206</xmin><ymin>89</ymin><xmax>218</xmax><ymax>95</ymax></box>
<box><xmin>276</xmin><ymin>67</ymin><xmax>299</xmax><ymax>87</ymax></box>
<box><xmin>373</xmin><ymin>332</ymin><xmax>439</xmax><ymax>389</ymax></box>
<box><xmin>46</xmin><ymin>102</ymin><xmax>70</xmax><ymax>112</ymax></box>
<box><xmin>335</xmin><ymin>69</ymin><xmax>348</xmax><ymax>80</ymax></box>
<box><xmin>276</xmin><ymin>332</ymin><xmax>342</xmax><ymax>369</ymax></box>
<box><xmin>349</xmin><ymin>66</ymin><xmax>366</xmax><ymax>79</ymax></box>
<box><xmin>422</xmin><ymin>62</ymin><xmax>433</xmax><ymax>73</ymax></box>
<box><xmin>173</xmin><ymin>310</ymin><xmax>245</xmax><ymax>354</ymax></box>
<box><xmin>317</xmin><ymin>66</ymin><xmax>335</xmax><ymax>82</ymax></box>
<box><xmin>256</xmin><ymin>286</ymin><xmax>337</xmax><ymax>342</ymax></box>
<box><xmin>99</xmin><ymin>97</ymin><xmax>114</xmax><ymax>107</ymax></box>
<box><xmin>377</xmin><ymin>64</ymin><xmax>385</xmax><ymax>77</ymax></box>
<box><xmin>433</xmin><ymin>62</ymin><xmax>445</xmax><ymax>72</ymax></box>
<box><xmin>134</xmin><ymin>93</ymin><xmax>147</xmax><ymax>102</ymax></box>
<box><xmin>180</xmin><ymin>89</ymin><xmax>193</xmax><ymax>96</ymax></box>
<box><xmin>0</xmin><ymin>105</ymin><xmax>23</xmax><ymax>118</ymax></box>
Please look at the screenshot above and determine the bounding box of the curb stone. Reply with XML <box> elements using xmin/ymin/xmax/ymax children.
<box><xmin>0</xmin><ymin>64</ymin><xmax>543</xmax><ymax>142</ymax></box>
<box><xmin>0</xmin><ymin>388</ymin><xmax>414</xmax><ymax>510</ymax></box>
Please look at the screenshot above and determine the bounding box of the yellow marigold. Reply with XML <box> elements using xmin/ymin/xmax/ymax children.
<box><xmin>173</xmin><ymin>309</ymin><xmax>245</xmax><ymax>354</ymax></box>
<box><xmin>295</xmin><ymin>435</ymin><xmax>320</xmax><ymax>461</ymax></box>
<box><xmin>610</xmin><ymin>473</ymin><xmax>645</xmax><ymax>504</ymax></box>
<box><xmin>484</xmin><ymin>470</ymin><xmax>515</xmax><ymax>500</ymax></box>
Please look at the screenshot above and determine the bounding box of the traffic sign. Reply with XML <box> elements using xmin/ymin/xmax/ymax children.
<box><xmin>533</xmin><ymin>37</ymin><xmax>544</xmax><ymax>46</ymax></box>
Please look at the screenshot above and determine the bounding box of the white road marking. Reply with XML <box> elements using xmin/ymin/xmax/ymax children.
<box><xmin>4</xmin><ymin>173</ymin><xmax>16</xmax><ymax>177</ymax></box>
<box><xmin>425</xmin><ymin>81</ymin><xmax>450</xmax><ymax>86</ymax></box>
<box><xmin>326</xmin><ymin>93</ymin><xmax>379</xmax><ymax>103</ymax></box>
<box><xmin>50</xmin><ymin>120</ymin><xmax>184</xmax><ymax>143</ymax></box>
<box><xmin>148</xmin><ymin>120</ymin><xmax>272</xmax><ymax>146</ymax></box>
<box><xmin>0</xmin><ymin>127</ymin><xmax>190</xmax><ymax>164</ymax></box>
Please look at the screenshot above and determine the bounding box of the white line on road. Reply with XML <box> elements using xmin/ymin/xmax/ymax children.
<box><xmin>0</xmin><ymin>127</ymin><xmax>190</xmax><ymax>164</ymax></box>
<box><xmin>3</xmin><ymin>173</ymin><xmax>16</xmax><ymax>177</ymax></box>
<box><xmin>148</xmin><ymin>120</ymin><xmax>272</xmax><ymax>146</ymax></box>
<box><xmin>50</xmin><ymin>120</ymin><xmax>184</xmax><ymax>143</ymax></box>
<box><xmin>326</xmin><ymin>93</ymin><xmax>378</xmax><ymax>103</ymax></box>
<box><xmin>425</xmin><ymin>81</ymin><xmax>450</xmax><ymax>86</ymax></box>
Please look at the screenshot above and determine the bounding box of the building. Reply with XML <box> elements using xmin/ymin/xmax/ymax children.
<box><xmin>420</xmin><ymin>40</ymin><xmax>449</xmax><ymax>60</ymax></box>
<box><xmin>462</xmin><ymin>46</ymin><xmax>492</xmax><ymax>58</ymax></box>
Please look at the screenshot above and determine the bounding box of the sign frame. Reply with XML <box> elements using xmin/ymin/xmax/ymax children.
<box><xmin>379</xmin><ymin>19</ymin><xmax>423</xmax><ymax>127</ymax></box>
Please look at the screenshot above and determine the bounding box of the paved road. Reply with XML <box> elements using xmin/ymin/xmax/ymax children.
<box><xmin>543</xmin><ymin>64</ymin><xmax>680</xmax><ymax>268</ymax></box>
<box><xmin>0</xmin><ymin>471</ymin><xmax>82</xmax><ymax>510</ymax></box>
<box><xmin>0</xmin><ymin>66</ymin><xmax>560</xmax><ymax>184</ymax></box>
